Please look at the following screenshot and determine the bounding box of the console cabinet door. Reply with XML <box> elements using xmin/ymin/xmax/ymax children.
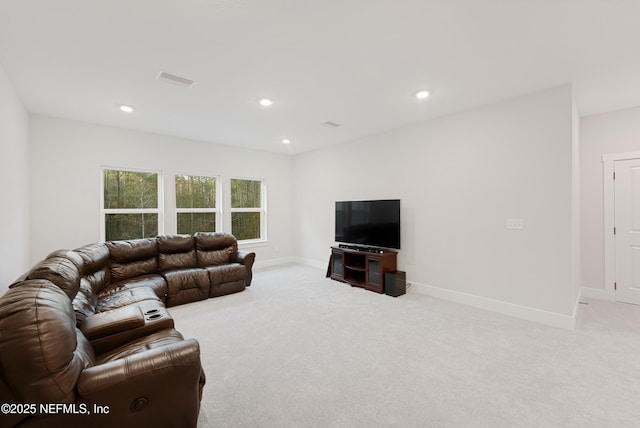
<box><xmin>367</xmin><ymin>258</ymin><xmax>381</xmax><ymax>287</ymax></box>
<box><xmin>332</xmin><ymin>250</ymin><xmax>344</xmax><ymax>278</ymax></box>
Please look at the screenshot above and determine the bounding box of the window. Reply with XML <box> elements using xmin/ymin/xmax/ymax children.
<box><xmin>102</xmin><ymin>168</ymin><xmax>162</xmax><ymax>241</ymax></box>
<box><xmin>175</xmin><ymin>174</ymin><xmax>219</xmax><ymax>234</ymax></box>
<box><xmin>230</xmin><ymin>178</ymin><xmax>265</xmax><ymax>241</ymax></box>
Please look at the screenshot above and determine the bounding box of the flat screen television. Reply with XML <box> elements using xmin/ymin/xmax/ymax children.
<box><xmin>335</xmin><ymin>199</ymin><xmax>400</xmax><ymax>250</ymax></box>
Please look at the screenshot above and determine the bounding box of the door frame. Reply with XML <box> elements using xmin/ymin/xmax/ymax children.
<box><xmin>603</xmin><ymin>151</ymin><xmax>640</xmax><ymax>300</ymax></box>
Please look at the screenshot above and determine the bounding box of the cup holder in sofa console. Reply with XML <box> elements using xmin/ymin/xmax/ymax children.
<box><xmin>146</xmin><ymin>313</ymin><xmax>163</xmax><ymax>320</ymax></box>
<box><xmin>144</xmin><ymin>309</ymin><xmax>160</xmax><ymax>315</ymax></box>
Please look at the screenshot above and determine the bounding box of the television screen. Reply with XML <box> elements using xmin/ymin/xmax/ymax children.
<box><xmin>335</xmin><ymin>199</ymin><xmax>400</xmax><ymax>250</ymax></box>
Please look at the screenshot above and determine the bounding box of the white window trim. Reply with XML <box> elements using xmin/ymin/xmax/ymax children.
<box><xmin>175</xmin><ymin>173</ymin><xmax>221</xmax><ymax>234</ymax></box>
<box><xmin>230</xmin><ymin>177</ymin><xmax>267</xmax><ymax>243</ymax></box>
<box><xmin>175</xmin><ymin>207</ymin><xmax>219</xmax><ymax>213</ymax></box>
<box><xmin>100</xmin><ymin>166</ymin><xmax>164</xmax><ymax>241</ymax></box>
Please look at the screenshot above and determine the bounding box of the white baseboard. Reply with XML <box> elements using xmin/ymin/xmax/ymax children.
<box><xmin>291</xmin><ymin>257</ymin><xmax>327</xmax><ymax>270</ymax></box>
<box><xmin>253</xmin><ymin>257</ymin><xmax>297</xmax><ymax>270</ymax></box>
<box><xmin>257</xmin><ymin>260</ymin><xmax>583</xmax><ymax>329</ymax></box>
<box><xmin>409</xmin><ymin>281</ymin><xmax>577</xmax><ymax>330</ymax></box>
<box><xmin>254</xmin><ymin>256</ymin><xmax>326</xmax><ymax>270</ymax></box>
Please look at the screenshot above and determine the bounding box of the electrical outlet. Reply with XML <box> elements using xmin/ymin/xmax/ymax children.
<box><xmin>506</xmin><ymin>219</ymin><xmax>524</xmax><ymax>230</ymax></box>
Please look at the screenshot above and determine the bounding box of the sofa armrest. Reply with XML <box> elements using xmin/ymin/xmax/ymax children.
<box><xmin>234</xmin><ymin>251</ymin><xmax>255</xmax><ymax>286</ymax></box>
<box><xmin>234</xmin><ymin>250</ymin><xmax>255</xmax><ymax>267</ymax></box>
<box><xmin>80</xmin><ymin>305</ymin><xmax>144</xmax><ymax>340</ymax></box>
<box><xmin>77</xmin><ymin>339</ymin><xmax>204</xmax><ymax>426</ymax></box>
<box><xmin>78</xmin><ymin>338</ymin><xmax>201</xmax><ymax>394</ymax></box>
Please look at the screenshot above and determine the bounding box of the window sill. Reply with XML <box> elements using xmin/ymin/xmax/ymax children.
<box><xmin>238</xmin><ymin>239</ymin><xmax>269</xmax><ymax>249</ymax></box>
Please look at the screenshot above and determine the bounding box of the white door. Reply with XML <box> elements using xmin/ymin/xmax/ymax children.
<box><xmin>614</xmin><ymin>158</ymin><xmax>640</xmax><ymax>304</ymax></box>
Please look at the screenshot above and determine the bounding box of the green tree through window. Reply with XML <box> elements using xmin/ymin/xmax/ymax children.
<box><xmin>102</xmin><ymin>169</ymin><xmax>160</xmax><ymax>240</ymax></box>
<box><xmin>231</xmin><ymin>178</ymin><xmax>263</xmax><ymax>241</ymax></box>
<box><xmin>176</xmin><ymin>175</ymin><xmax>217</xmax><ymax>234</ymax></box>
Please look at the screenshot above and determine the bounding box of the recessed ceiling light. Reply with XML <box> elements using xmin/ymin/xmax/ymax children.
<box><xmin>259</xmin><ymin>98</ymin><xmax>273</xmax><ymax>107</ymax></box>
<box><xmin>415</xmin><ymin>90</ymin><xmax>430</xmax><ymax>100</ymax></box>
<box><xmin>119</xmin><ymin>104</ymin><xmax>135</xmax><ymax>113</ymax></box>
<box><xmin>282</xmin><ymin>139</ymin><xmax>291</xmax><ymax>144</ymax></box>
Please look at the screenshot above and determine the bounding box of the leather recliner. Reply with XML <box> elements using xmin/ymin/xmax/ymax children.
<box><xmin>0</xmin><ymin>281</ymin><xmax>205</xmax><ymax>428</ymax></box>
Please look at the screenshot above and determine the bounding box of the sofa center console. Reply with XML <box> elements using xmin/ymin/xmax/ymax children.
<box><xmin>81</xmin><ymin>301</ymin><xmax>175</xmax><ymax>355</ymax></box>
<box><xmin>81</xmin><ymin>305</ymin><xmax>146</xmax><ymax>340</ymax></box>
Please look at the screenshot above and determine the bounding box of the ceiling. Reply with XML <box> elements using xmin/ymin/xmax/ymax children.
<box><xmin>2</xmin><ymin>0</ymin><xmax>640</xmax><ymax>155</ymax></box>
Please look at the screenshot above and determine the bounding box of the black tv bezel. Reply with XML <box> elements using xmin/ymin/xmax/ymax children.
<box><xmin>334</xmin><ymin>199</ymin><xmax>401</xmax><ymax>251</ymax></box>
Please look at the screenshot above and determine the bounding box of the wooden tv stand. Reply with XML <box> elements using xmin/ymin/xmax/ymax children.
<box><xmin>329</xmin><ymin>246</ymin><xmax>397</xmax><ymax>294</ymax></box>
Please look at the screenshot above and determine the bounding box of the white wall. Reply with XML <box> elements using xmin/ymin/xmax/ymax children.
<box><xmin>294</xmin><ymin>85</ymin><xmax>577</xmax><ymax>319</ymax></box>
<box><xmin>13</xmin><ymin>83</ymin><xmax>589</xmax><ymax>323</ymax></box>
<box><xmin>29</xmin><ymin>116</ymin><xmax>294</xmax><ymax>265</ymax></box>
<box><xmin>580</xmin><ymin>106</ymin><xmax>640</xmax><ymax>291</ymax></box>
<box><xmin>0</xmin><ymin>64</ymin><xmax>29</xmax><ymax>293</ymax></box>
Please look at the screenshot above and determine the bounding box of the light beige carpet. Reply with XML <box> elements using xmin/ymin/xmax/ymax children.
<box><xmin>168</xmin><ymin>264</ymin><xmax>640</xmax><ymax>428</ymax></box>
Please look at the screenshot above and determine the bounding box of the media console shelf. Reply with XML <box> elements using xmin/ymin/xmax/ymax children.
<box><xmin>329</xmin><ymin>246</ymin><xmax>397</xmax><ymax>294</ymax></box>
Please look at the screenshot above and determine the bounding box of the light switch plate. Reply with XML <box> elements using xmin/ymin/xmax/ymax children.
<box><xmin>506</xmin><ymin>219</ymin><xmax>524</xmax><ymax>230</ymax></box>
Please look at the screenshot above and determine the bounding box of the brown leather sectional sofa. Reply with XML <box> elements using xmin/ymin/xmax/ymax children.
<box><xmin>0</xmin><ymin>232</ymin><xmax>255</xmax><ymax>428</ymax></box>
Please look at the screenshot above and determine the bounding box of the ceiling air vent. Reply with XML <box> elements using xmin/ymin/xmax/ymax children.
<box><xmin>321</xmin><ymin>121</ymin><xmax>341</xmax><ymax>128</ymax></box>
<box><xmin>156</xmin><ymin>71</ymin><xmax>195</xmax><ymax>88</ymax></box>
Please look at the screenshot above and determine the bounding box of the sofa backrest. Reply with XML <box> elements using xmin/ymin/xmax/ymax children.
<box><xmin>74</xmin><ymin>242</ymin><xmax>111</xmax><ymax>291</ymax></box>
<box><xmin>0</xmin><ymin>280</ymin><xmax>94</xmax><ymax>404</ymax></box>
<box><xmin>71</xmin><ymin>243</ymin><xmax>111</xmax><ymax>326</ymax></box>
<box><xmin>107</xmin><ymin>238</ymin><xmax>159</xmax><ymax>282</ymax></box>
<box><xmin>18</xmin><ymin>249</ymin><xmax>84</xmax><ymax>300</ymax></box>
<box><xmin>157</xmin><ymin>234</ymin><xmax>198</xmax><ymax>271</ymax></box>
<box><xmin>194</xmin><ymin>232</ymin><xmax>238</xmax><ymax>267</ymax></box>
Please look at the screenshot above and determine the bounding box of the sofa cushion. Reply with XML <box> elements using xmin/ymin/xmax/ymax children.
<box><xmin>96</xmin><ymin>286</ymin><xmax>161</xmax><ymax>313</ymax></box>
<box><xmin>101</xmin><ymin>274</ymin><xmax>167</xmax><ymax>300</ymax></box>
<box><xmin>205</xmin><ymin>263</ymin><xmax>247</xmax><ymax>285</ymax></box>
<box><xmin>163</xmin><ymin>268</ymin><xmax>210</xmax><ymax>307</ymax></box>
<box><xmin>194</xmin><ymin>232</ymin><xmax>238</xmax><ymax>252</ymax></box>
<box><xmin>159</xmin><ymin>250</ymin><xmax>198</xmax><ymax>271</ymax></box>
<box><xmin>94</xmin><ymin>328</ymin><xmax>185</xmax><ymax>364</ymax></box>
<box><xmin>194</xmin><ymin>232</ymin><xmax>238</xmax><ymax>267</ymax></box>
<box><xmin>82</xmin><ymin>266</ymin><xmax>112</xmax><ymax>295</ymax></box>
<box><xmin>157</xmin><ymin>234</ymin><xmax>197</xmax><ymax>271</ymax></box>
<box><xmin>158</xmin><ymin>234</ymin><xmax>195</xmax><ymax>253</ymax></box>
<box><xmin>110</xmin><ymin>257</ymin><xmax>158</xmax><ymax>282</ymax></box>
<box><xmin>47</xmin><ymin>249</ymin><xmax>84</xmax><ymax>272</ymax></box>
<box><xmin>107</xmin><ymin>238</ymin><xmax>158</xmax><ymax>263</ymax></box>
<box><xmin>209</xmin><ymin>279</ymin><xmax>245</xmax><ymax>298</ymax></box>
<box><xmin>26</xmin><ymin>252</ymin><xmax>83</xmax><ymax>299</ymax></box>
<box><xmin>197</xmin><ymin>248</ymin><xmax>232</xmax><ymax>267</ymax></box>
<box><xmin>75</xmin><ymin>242</ymin><xmax>110</xmax><ymax>275</ymax></box>
<box><xmin>107</xmin><ymin>239</ymin><xmax>157</xmax><ymax>282</ymax></box>
<box><xmin>0</xmin><ymin>280</ymin><xmax>94</xmax><ymax>403</ymax></box>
